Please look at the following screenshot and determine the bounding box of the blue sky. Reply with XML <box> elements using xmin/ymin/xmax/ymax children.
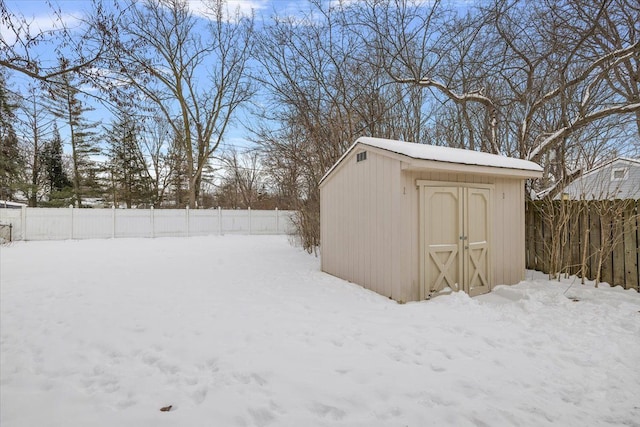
<box><xmin>2</xmin><ymin>0</ymin><xmax>469</xmax><ymax>157</ymax></box>
<box><xmin>2</xmin><ymin>0</ymin><xmax>319</xmax><ymax>156</ymax></box>
<box><xmin>2</xmin><ymin>0</ymin><xmax>319</xmax><ymax>41</ymax></box>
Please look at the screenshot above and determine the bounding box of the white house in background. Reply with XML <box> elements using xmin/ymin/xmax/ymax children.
<box><xmin>559</xmin><ymin>158</ymin><xmax>640</xmax><ymax>200</ymax></box>
<box><xmin>319</xmin><ymin>137</ymin><xmax>542</xmax><ymax>302</ymax></box>
<box><xmin>0</xmin><ymin>200</ymin><xmax>26</xmax><ymax>209</ymax></box>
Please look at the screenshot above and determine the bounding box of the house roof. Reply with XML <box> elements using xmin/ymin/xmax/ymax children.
<box><xmin>536</xmin><ymin>157</ymin><xmax>640</xmax><ymax>199</ymax></box>
<box><xmin>574</xmin><ymin>157</ymin><xmax>640</xmax><ymax>180</ymax></box>
<box><xmin>320</xmin><ymin>137</ymin><xmax>543</xmax><ymax>184</ymax></box>
<box><xmin>548</xmin><ymin>157</ymin><xmax>640</xmax><ymax>200</ymax></box>
<box><xmin>0</xmin><ymin>200</ymin><xmax>26</xmax><ymax>209</ymax></box>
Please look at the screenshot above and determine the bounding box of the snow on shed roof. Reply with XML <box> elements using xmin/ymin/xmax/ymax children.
<box><xmin>321</xmin><ymin>137</ymin><xmax>543</xmax><ymax>183</ymax></box>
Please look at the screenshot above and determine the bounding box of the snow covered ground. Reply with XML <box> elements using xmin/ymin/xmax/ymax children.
<box><xmin>1</xmin><ymin>235</ymin><xmax>639</xmax><ymax>427</ymax></box>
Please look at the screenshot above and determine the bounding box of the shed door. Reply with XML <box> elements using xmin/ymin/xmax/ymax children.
<box><xmin>424</xmin><ymin>187</ymin><xmax>463</xmax><ymax>295</ymax></box>
<box><xmin>422</xmin><ymin>185</ymin><xmax>492</xmax><ymax>299</ymax></box>
<box><xmin>465</xmin><ymin>188</ymin><xmax>491</xmax><ymax>297</ymax></box>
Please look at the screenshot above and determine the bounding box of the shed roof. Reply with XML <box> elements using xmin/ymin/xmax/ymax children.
<box><xmin>321</xmin><ymin>137</ymin><xmax>543</xmax><ymax>184</ymax></box>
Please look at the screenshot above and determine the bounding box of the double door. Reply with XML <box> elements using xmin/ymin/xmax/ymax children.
<box><xmin>419</xmin><ymin>183</ymin><xmax>492</xmax><ymax>299</ymax></box>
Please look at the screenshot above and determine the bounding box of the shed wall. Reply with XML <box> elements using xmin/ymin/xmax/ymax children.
<box><xmin>320</xmin><ymin>148</ymin><xmax>403</xmax><ymax>300</ymax></box>
<box><xmin>493</xmin><ymin>178</ymin><xmax>526</xmax><ymax>286</ymax></box>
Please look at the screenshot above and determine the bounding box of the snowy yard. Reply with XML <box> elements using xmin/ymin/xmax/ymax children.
<box><xmin>1</xmin><ymin>236</ymin><xmax>639</xmax><ymax>427</ymax></box>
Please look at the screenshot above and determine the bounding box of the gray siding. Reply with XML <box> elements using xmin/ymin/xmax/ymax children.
<box><xmin>562</xmin><ymin>160</ymin><xmax>640</xmax><ymax>200</ymax></box>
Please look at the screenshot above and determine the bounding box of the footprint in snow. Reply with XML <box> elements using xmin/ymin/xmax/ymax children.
<box><xmin>430</xmin><ymin>363</ymin><xmax>446</xmax><ymax>372</ymax></box>
<box><xmin>248</xmin><ymin>407</ymin><xmax>276</xmax><ymax>427</ymax></box>
<box><xmin>309</xmin><ymin>402</ymin><xmax>346</xmax><ymax>421</ymax></box>
<box><xmin>190</xmin><ymin>386</ymin><xmax>208</xmax><ymax>404</ymax></box>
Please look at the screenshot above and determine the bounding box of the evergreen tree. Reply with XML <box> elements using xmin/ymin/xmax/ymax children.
<box><xmin>41</xmin><ymin>124</ymin><xmax>73</xmax><ymax>206</ymax></box>
<box><xmin>105</xmin><ymin>111</ymin><xmax>152</xmax><ymax>208</ymax></box>
<box><xmin>167</xmin><ymin>129</ymin><xmax>188</xmax><ymax>208</ymax></box>
<box><xmin>0</xmin><ymin>72</ymin><xmax>22</xmax><ymax>201</ymax></box>
<box><xmin>49</xmin><ymin>71</ymin><xmax>100</xmax><ymax>207</ymax></box>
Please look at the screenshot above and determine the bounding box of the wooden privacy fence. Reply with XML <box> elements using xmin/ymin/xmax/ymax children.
<box><xmin>525</xmin><ymin>199</ymin><xmax>639</xmax><ymax>291</ymax></box>
<box><xmin>0</xmin><ymin>207</ymin><xmax>295</xmax><ymax>241</ymax></box>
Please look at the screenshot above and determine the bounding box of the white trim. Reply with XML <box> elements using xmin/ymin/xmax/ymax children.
<box><xmin>417</xmin><ymin>180</ymin><xmax>495</xmax><ymax>190</ymax></box>
<box><xmin>406</xmin><ymin>159</ymin><xmax>542</xmax><ymax>178</ymax></box>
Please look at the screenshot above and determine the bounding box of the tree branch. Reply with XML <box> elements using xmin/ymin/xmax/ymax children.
<box><xmin>528</xmin><ymin>102</ymin><xmax>640</xmax><ymax>162</ymax></box>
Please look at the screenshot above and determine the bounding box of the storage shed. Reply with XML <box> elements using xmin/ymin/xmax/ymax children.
<box><xmin>319</xmin><ymin>137</ymin><xmax>543</xmax><ymax>302</ymax></box>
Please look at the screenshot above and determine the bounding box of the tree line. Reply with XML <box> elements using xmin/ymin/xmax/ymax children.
<box><xmin>1</xmin><ymin>0</ymin><xmax>638</xmax><ymax>250</ymax></box>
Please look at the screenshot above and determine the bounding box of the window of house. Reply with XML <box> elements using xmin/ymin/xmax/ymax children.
<box><xmin>356</xmin><ymin>151</ymin><xmax>367</xmax><ymax>162</ymax></box>
<box><xmin>611</xmin><ymin>168</ymin><xmax>628</xmax><ymax>181</ymax></box>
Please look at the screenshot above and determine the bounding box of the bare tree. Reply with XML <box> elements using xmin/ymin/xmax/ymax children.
<box><xmin>354</xmin><ymin>0</ymin><xmax>501</xmax><ymax>151</ymax></box>
<box><xmin>165</xmin><ymin>127</ymin><xmax>189</xmax><ymax>208</ymax></box>
<box><xmin>109</xmin><ymin>0</ymin><xmax>254</xmax><ymax>208</ymax></box>
<box><xmin>0</xmin><ymin>0</ymin><xmax>119</xmax><ymax>93</ymax></box>
<box><xmin>18</xmin><ymin>85</ymin><xmax>56</xmax><ymax>206</ymax></box>
<box><xmin>575</xmin><ymin>0</ymin><xmax>640</xmax><ymax>139</ymax></box>
<box><xmin>139</xmin><ymin>115</ymin><xmax>176</xmax><ymax>207</ymax></box>
<box><xmin>356</xmin><ymin>0</ymin><xmax>640</xmax><ymax>193</ymax></box>
<box><xmin>217</xmin><ymin>147</ymin><xmax>264</xmax><ymax>209</ymax></box>
<box><xmin>253</xmin><ymin>1</ymin><xmax>428</xmax><ymax>251</ymax></box>
<box><xmin>489</xmin><ymin>1</ymin><xmax>638</xmax><ymax>162</ymax></box>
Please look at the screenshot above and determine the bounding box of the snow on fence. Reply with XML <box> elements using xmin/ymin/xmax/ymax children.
<box><xmin>0</xmin><ymin>207</ymin><xmax>296</xmax><ymax>241</ymax></box>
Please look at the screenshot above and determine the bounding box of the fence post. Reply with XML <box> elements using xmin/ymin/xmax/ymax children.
<box><xmin>275</xmin><ymin>207</ymin><xmax>279</xmax><ymax>234</ymax></box>
<box><xmin>70</xmin><ymin>206</ymin><xmax>74</xmax><ymax>240</ymax></box>
<box><xmin>112</xmin><ymin>206</ymin><xmax>116</xmax><ymax>239</ymax></box>
<box><xmin>218</xmin><ymin>206</ymin><xmax>222</xmax><ymax>235</ymax></box>
<box><xmin>186</xmin><ymin>206</ymin><xmax>190</xmax><ymax>237</ymax></box>
<box><xmin>21</xmin><ymin>205</ymin><xmax>27</xmax><ymax>241</ymax></box>
<box><xmin>151</xmin><ymin>206</ymin><xmax>155</xmax><ymax>238</ymax></box>
<box><xmin>623</xmin><ymin>200</ymin><xmax>639</xmax><ymax>291</ymax></box>
<box><xmin>248</xmin><ymin>207</ymin><xmax>252</xmax><ymax>235</ymax></box>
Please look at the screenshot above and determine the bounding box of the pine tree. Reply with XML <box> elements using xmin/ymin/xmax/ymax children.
<box><xmin>41</xmin><ymin>124</ymin><xmax>73</xmax><ymax>206</ymax></box>
<box><xmin>105</xmin><ymin>111</ymin><xmax>152</xmax><ymax>208</ymax></box>
<box><xmin>166</xmin><ymin>130</ymin><xmax>188</xmax><ymax>208</ymax></box>
<box><xmin>0</xmin><ymin>73</ymin><xmax>22</xmax><ymax>201</ymax></box>
<box><xmin>49</xmin><ymin>71</ymin><xmax>100</xmax><ymax>207</ymax></box>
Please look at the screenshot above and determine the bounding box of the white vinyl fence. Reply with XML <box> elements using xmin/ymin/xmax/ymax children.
<box><xmin>0</xmin><ymin>207</ymin><xmax>296</xmax><ymax>241</ymax></box>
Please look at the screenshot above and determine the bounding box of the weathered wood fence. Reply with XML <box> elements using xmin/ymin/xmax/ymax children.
<box><xmin>525</xmin><ymin>199</ymin><xmax>639</xmax><ymax>290</ymax></box>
